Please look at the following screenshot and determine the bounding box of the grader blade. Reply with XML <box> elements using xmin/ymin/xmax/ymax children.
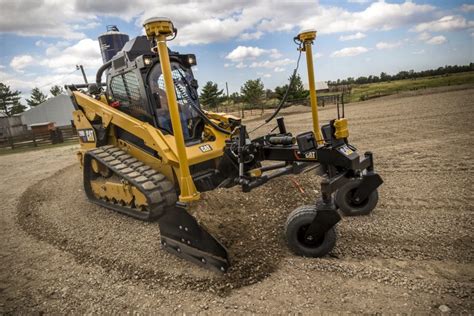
<box><xmin>158</xmin><ymin>205</ymin><xmax>230</xmax><ymax>273</ymax></box>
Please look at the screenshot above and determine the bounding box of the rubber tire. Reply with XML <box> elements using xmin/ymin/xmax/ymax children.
<box><xmin>285</xmin><ymin>205</ymin><xmax>336</xmax><ymax>257</ymax></box>
<box><xmin>335</xmin><ymin>178</ymin><xmax>379</xmax><ymax>216</ymax></box>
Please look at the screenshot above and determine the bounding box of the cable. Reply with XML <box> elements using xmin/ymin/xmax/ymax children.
<box><xmin>249</xmin><ymin>45</ymin><xmax>303</xmax><ymax>134</ymax></box>
<box><xmin>37</xmin><ymin>68</ymin><xmax>79</xmax><ymax>90</ymax></box>
<box><xmin>174</xmin><ymin>75</ymin><xmax>231</xmax><ymax>135</ymax></box>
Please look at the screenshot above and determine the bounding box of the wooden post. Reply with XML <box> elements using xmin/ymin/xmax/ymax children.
<box><xmin>32</xmin><ymin>132</ymin><xmax>37</xmax><ymax>147</ymax></box>
<box><xmin>9</xmin><ymin>136</ymin><xmax>14</xmax><ymax>149</ymax></box>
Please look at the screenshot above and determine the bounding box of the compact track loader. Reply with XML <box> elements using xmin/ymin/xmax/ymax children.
<box><xmin>67</xmin><ymin>17</ymin><xmax>383</xmax><ymax>272</ymax></box>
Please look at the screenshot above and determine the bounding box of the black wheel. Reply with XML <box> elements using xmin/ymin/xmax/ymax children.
<box><xmin>335</xmin><ymin>178</ymin><xmax>379</xmax><ymax>216</ymax></box>
<box><xmin>285</xmin><ymin>205</ymin><xmax>336</xmax><ymax>257</ymax></box>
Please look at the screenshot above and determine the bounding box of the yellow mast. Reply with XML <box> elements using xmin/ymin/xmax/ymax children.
<box><xmin>143</xmin><ymin>17</ymin><xmax>199</xmax><ymax>202</ymax></box>
<box><xmin>297</xmin><ymin>30</ymin><xmax>324</xmax><ymax>145</ymax></box>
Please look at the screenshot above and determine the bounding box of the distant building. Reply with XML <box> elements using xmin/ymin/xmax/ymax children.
<box><xmin>21</xmin><ymin>95</ymin><xmax>75</xmax><ymax>129</ymax></box>
<box><xmin>0</xmin><ymin>113</ymin><xmax>27</xmax><ymax>139</ymax></box>
<box><xmin>29</xmin><ymin>122</ymin><xmax>56</xmax><ymax>134</ymax></box>
<box><xmin>304</xmin><ymin>81</ymin><xmax>329</xmax><ymax>93</ymax></box>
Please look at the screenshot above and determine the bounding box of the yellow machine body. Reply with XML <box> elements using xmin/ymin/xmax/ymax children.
<box><xmin>65</xmin><ymin>17</ymin><xmax>384</xmax><ymax>274</ymax></box>
<box><xmin>72</xmin><ymin>91</ymin><xmax>238</xmax><ymax>199</ymax></box>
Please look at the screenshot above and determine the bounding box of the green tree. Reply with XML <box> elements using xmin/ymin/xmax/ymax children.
<box><xmin>274</xmin><ymin>74</ymin><xmax>309</xmax><ymax>101</ymax></box>
<box><xmin>229</xmin><ymin>92</ymin><xmax>241</xmax><ymax>103</ymax></box>
<box><xmin>26</xmin><ymin>87</ymin><xmax>47</xmax><ymax>107</ymax></box>
<box><xmin>50</xmin><ymin>85</ymin><xmax>64</xmax><ymax>97</ymax></box>
<box><xmin>240</xmin><ymin>78</ymin><xmax>265</xmax><ymax>105</ymax></box>
<box><xmin>199</xmin><ymin>81</ymin><xmax>224</xmax><ymax>110</ymax></box>
<box><xmin>0</xmin><ymin>83</ymin><xmax>25</xmax><ymax>117</ymax></box>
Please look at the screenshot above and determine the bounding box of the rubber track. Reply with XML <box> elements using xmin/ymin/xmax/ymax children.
<box><xmin>84</xmin><ymin>145</ymin><xmax>177</xmax><ymax>221</ymax></box>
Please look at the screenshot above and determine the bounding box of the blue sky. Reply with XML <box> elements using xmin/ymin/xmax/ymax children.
<box><xmin>0</xmin><ymin>0</ymin><xmax>473</xmax><ymax>101</ymax></box>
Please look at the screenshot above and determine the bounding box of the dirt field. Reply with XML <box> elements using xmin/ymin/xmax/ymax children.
<box><xmin>1</xmin><ymin>87</ymin><xmax>473</xmax><ymax>313</ymax></box>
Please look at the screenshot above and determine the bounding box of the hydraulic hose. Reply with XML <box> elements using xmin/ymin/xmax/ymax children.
<box><xmin>174</xmin><ymin>72</ymin><xmax>232</xmax><ymax>135</ymax></box>
<box><xmin>96</xmin><ymin>60</ymin><xmax>112</xmax><ymax>87</ymax></box>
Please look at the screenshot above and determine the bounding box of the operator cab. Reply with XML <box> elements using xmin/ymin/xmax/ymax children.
<box><xmin>147</xmin><ymin>61</ymin><xmax>203</xmax><ymax>142</ymax></box>
<box><xmin>104</xmin><ymin>35</ymin><xmax>203</xmax><ymax>144</ymax></box>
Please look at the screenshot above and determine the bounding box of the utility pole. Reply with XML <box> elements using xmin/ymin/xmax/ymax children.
<box><xmin>225</xmin><ymin>82</ymin><xmax>229</xmax><ymax>112</ymax></box>
<box><xmin>76</xmin><ymin>65</ymin><xmax>88</xmax><ymax>84</ymax></box>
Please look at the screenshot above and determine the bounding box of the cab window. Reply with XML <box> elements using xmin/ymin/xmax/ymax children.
<box><xmin>148</xmin><ymin>62</ymin><xmax>200</xmax><ymax>140</ymax></box>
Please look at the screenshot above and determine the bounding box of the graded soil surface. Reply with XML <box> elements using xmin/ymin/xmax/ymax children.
<box><xmin>1</xmin><ymin>87</ymin><xmax>473</xmax><ymax>313</ymax></box>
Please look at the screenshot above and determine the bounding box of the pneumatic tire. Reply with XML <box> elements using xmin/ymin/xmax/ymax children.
<box><xmin>285</xmin><ymin>205</ymin><xmax>336</xmax><ymax>257</ymax></box>
<box><xmin>335</xmin><ymin>178</ymin><xmax>379</xmax><ymax>216</ymax></box>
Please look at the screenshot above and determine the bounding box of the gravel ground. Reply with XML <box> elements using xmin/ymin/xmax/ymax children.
<box><xmin>1</xmin><ymin>86</ymin><xmax>473</xmax><ymax>313</ymax></box>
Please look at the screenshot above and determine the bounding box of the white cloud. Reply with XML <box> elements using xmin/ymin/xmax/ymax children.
<box><xmin>418</xmin><ymin>32</ymin><xmax>432</xmax><ymax>41</ymax></box>
<box><xmin>461</xmin><ymin>4</ymin><xmax>474</xmax><ymax>13</ymax></box>
<box><xmin>39</xmin><ymin>38</ymin><xmax>102</xmax><ymax>74</ymax></box>
<box><xmin>274</xmin><ymin>67</ymin><xmax>285</xmax><ymax>72</ymax></box>
<box><xmin>224</xmin><ymin>63</ymin><xmax>231</xmax><ymax>68</ymax></box>
<box><xmin>1</xmin><ymin>1</ymin><xmax>436</xmax><ymax>47</ymax></box>
<box><xmin>314</xmin><ymin>52</ymin><xmax>323</xmax><ymax>58</ymax></box>
<box><xmin>376</xmin><ymin>41</ymin><xmax>402</xmax><ymax>50</ymax></box>
<box><xmin>0</xmin><ymin>64</ymin><xmax>5</xmax><ymax>69</ymax></box>
<box><xmin>225</xmin><ymin>46</ymin><xmax>283</xmax><ymax>67</ymax></box>
<box><xmin>35</xmin><ymin>40</ymin><xmax>49</xmax><ymax>47</ymax></box>
<box><xmin>412</xmin><ymin>49</ymin><xmax>425</xmax><ymax>55</ymax></box>
<box><xmin>426</xmin><ymin>35</ymin><xmax>447</xmax><ymax>45</ymax></box>
<box><xmin>10</xmin><ymin>55</ymin><xmax>34</xmax><ymax>72</ymax></box>
<box><xmin>347</xmin><ymin>0</ymin><xmax>370</xmax><ymax>3</ymax></box>
<box><xmin>0</xmin><ymin>0</ymin><xmax>98</xmax><ymax>39</ymax></box>
<box><xmin>299</xmin><ymin>1</ymin><xmax>435</xmax><ymax>34</ymax></box>
<box><xmin>249</xmin><ymin>58</ymin><xmax>294</xmax><ymax>69</ymax></box>
<box><xmin>142</xmin><ymin>1</ymin><xmax>435</xmax><ymax>45</ymax></box>
<box><xmin>72</xmin><ymin>21</ymin><xmax>100</xmax><ymax>30</ymax></box>
<box><xmin>339</xmin><ymin>32</ymin><xmax>366</xmax><ymax>41</ymax></box>
<box><xmin>331</xmin><ymin>46</ymin><xmax>369</xmax><ymax>58</ymax></box>
<box><xmin>226</xmin><ymin>46</ymin><xmax>267</xmax><ymax>61</ymax></box>
<box><xmin>262</xmin><ymin>73</ymin><xmax>271</xmax><ymax>78</ymax></box>
<box><xmin>471</xmin><ymin>32</ymin><xmax>474</xmax><ymax>38</ymax></box>
<box><xmin>269</xmin><ymin>49</ymin><xmax>282</xmax><ymax>59</ymax></box>
<box><xmin>235</xmin><ymin>62</ymin><xmax>247</xmax><ymax>69</ymax></box>
<box><xmin>239</xmin><ymin>31</ymin><xmax>263</xmax><ymax>41</ymax></box>
<box><xmin>417</xmin><ymin>32</ymin><xmax>447</xmax><ymax>45</ymax></box>
<box><xmin>0</xmin><ymin>69</ymin><xmax>86</xmax><ymax>99</ymax></box>
<box><xmin>414</xmin><ymin>15</ymin><xmax>474</xmax><ymax>32</ymax></box>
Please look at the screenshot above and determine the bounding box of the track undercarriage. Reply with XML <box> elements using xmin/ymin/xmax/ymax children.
<box><xmin>84</xmin><ymin>145</ymin><xmax>230</xmax><ymax>272</ymax></box>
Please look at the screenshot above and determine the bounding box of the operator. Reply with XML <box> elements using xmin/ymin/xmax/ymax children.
<box><xmin>152</xmin><ymin>84</ymin><xmax>190</xmax><ymax>139</ymax></box>
<box><xmin>154</xmin><ymin>88</ymin><xmax>172</xmax><ymax>131</ymax></box>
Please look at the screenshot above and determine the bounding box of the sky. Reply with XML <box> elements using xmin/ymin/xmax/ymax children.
<box><xmin>0</xmin><ymin>0</ymin><xmax>473</xmax><ymax>101</ymax></box>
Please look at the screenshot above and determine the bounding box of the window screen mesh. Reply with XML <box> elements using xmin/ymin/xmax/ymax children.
<box><xmin>123</xmin><ymin>72</ymin><xmax>141</xmax><ymax>105</ymax></box>
<box><xmin>155</xmin><ymin>67</ymin><xmax>190</xmax><ymax>104</ymax></box>
<box><xmin>110</xmin><ymin>75</ymin><xmax>128</xmax><ymax>103</ymax></box>
<box><xmin>110</xmin><ymin>71</ymin><xmax>142</xmax><ymax>107</ymax></box>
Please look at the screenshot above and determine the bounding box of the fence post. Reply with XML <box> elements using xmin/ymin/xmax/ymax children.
<box><xmin>9</xmin><ymin>136</ymin><xmax>14</xmax><ymax>149</ymax></box>
<box><xmin>32</xmin><ymin>132</ymin><xmax>37</xmax><ymax>147</ymax></box>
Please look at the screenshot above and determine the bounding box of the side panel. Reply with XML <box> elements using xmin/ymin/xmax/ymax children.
<box><xmin>72</xmin><ymin>109</ymin><xmax>97</xmax><ymax>165</ymax></box>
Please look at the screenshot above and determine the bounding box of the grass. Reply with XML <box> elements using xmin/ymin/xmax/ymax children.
<box><xmin>0</xmin><ymin>140</ymin><xmax>78</xmax><ymax>156</ymax></box>
<box><xmin>347</xmin><ymin>71</ymin><xmax>474</xmax><ymax>102</ymax></box>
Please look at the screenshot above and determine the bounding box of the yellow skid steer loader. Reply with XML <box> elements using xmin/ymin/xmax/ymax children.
<box><xmin>67</xmin><ymin>17</ymin><xmax>383</xmax><ymax>272</ymax></box>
